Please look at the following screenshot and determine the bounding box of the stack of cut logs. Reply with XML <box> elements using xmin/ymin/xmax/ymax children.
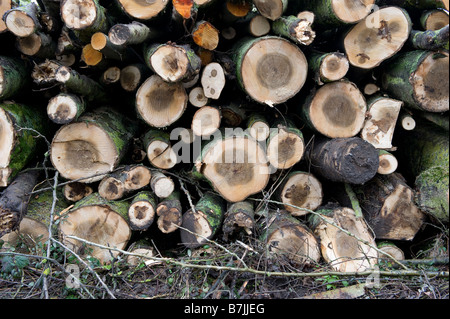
<box><xmin>1</xmin><ymin>0</ymin><xmax>448</xmax><ymax>271</ymax></box>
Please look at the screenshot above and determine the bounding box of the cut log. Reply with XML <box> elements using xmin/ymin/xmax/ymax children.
<box><xmin>192</xmin><ymin>20</ymin><xmax>220</xmax><ymax>51</ymax></box>
<box><xmin>50</xmin><ymin>108</ymin><xmax>138</xmax><ymax>183</ymax></box>
<box><xmin>108</xmin><ymin>22</ymin><xmax>159</xmax><ymax>46</ymax></box>
<box><xmin>194</xmin><ymin>129</ymin><xmax>270</xmax><ymax>202</ymax></box>
<box><xmin>173</xmin><ymin>0</ymin><xmax>197</xmax><ymax>20</ymax></box>
<box><xmin>136</xmin><ymin>74</ymin><xmax>188</xmax><ymax>128</ymax></box>
<box><xmin>128</xmin><ymin>191</ymin><xmax>157</xmax><ymax>231</ymax></box>
<box><xmin>119</xmin><ymin>64</ymin><xmax>149</xmax><ymax>93</ymax></box>
<box><xmin>409</xmin><ymin>25</ymin><xmax>449</xmax><ymax>51</ymax></box>
<box><xmin>235</xmin><ymin>13</ymin><xmax>271</xmax><ymax>37</ymax></box>
<box><xmin>81</xmin><ymin>43</ymin><xmax>104</xmax><ymax>67</ymax></box>
<box><xmin>261</xmin><ymin>210</ymin><xmax>321</xmax><ymax>266</ymax></box>
<box><xmin>144</xmin><ymin>43</ymin><xmax>201</xmax><ymax>84</ymax></box>
<box><xmin>16</xmin><ymin>31</ymin><xmax>56</xmax><ymax>59</ymax></box>
<box><xmin>377</xmin><ymin>242</ymin><xmax>405</xmax><ymax>262</ymax></box>
<box><xmin>188</xmin><ymin>86</ymin><xmax>209</xmax><ymax>108</ymax></box>
<box><xmin>304</xmin><ymin>0</ymin><xmax>375</xmax><ymax>27</ymax></box>
<box><xmin>399</xmin><ymin>112</ymin><xmax>416</xmax><ymax>131</ymax></box>
<box><xmin>116</xmin><ymin>0</ymin><xmax>170</xmax><ymax>21</ymax></box>
<box><xmin>308</xmin><ymin>204</ymin><xmax>378</xmax><ymax>273</ymax></box>
<box><xmin>222</xmin><ymin>201</ymin><xmax>255</xmax><ymax>241</ymax></box>
<box><xmin>142</xmin><ymin>129</ymin><xmax>178</xmax><ymax>170</ymax></box>
<box><xmin>233</xmin><ymin>36</ymin><xmax>308</xmax><ymax>106</ymax></box>
<box><xmin>272</xmin><ymin>15</ymin><xmax>316</xmax><ymax>46</ymax></box>
<box><xmin>47</xmin><ymin>93</ymin><xmax>87</xmax><ymax>124</ymax></box>
<box><xmin>100</xmin><ymin>66</ymin><xmax>121</xmax><ymax>86</ymax></box>
<box><xmin>90</xmin><ymin>32</ymin><xmax>128</xmax><ymax>61</ymax></box>
<box><xmin>1</xmin><ymin>187</ymin><xmax>70</xmax><ymax>253</ymax></box>
<box><xmin>0</xmin><ymin>0</ymin><xmax>12</xmax><ymax>33</ymax></box>
<box><xmin>55</xmin><ymin>65</ymin><xmax>108</xmax><ymax>103</ymax></box>
<box><xmin>3</xmin><ymin>0</ymin><xmax>41</xmax><ymax>37</ymax></box>
<box><xmin>300</xmin><ymin>80</ymin><xmax>367</xmax><ymax>138</ymax></box>
<box><xmin>60</xmin><ymin>0</ymin><xmax>109</xmax><ymax>43</ymax></box>
<box><xmin>420</xmin><ymin>9</ymin><xmax>449</xmax><ymax>31</ymax></box>
<box><xmin>247</xmin><ymin>113</ymin><xmax>270</xmax><ymax>142</ymax></box>
<box><xmin>63</xmin><ymin>182</ymin><xmax>93</xmax><ymax>202</ymax></box>
<box><xmin>126</xmin><ymin>239</ymin><xmax>156</xmax><ymax>267</ymax></box>
<box><xmin>220</xmin><ymin>102</ymin><xmax>246</xmax><ymax>127</ymax></box>
<box><xmin>377</xmin><ymin>150</ymin><xmax>399</xmax><ymax>175</ymax></box>
<box><xmin>381</xmin><ymin>50</ymin><xmax>449</xmax><ymax>112</ymax></box>
<box><xmin>180</xmin><ymin>191</ymin><xmax>226</xmax><ymax>249</ymax></box>
<box><xmin>266</xmin><ymin>119</ymin><xmax>305</xmax><ymax>170</ymax></box>
<box><xmin>307</xmin><ymin>51</ymin><xmax>349</xmax><ymax>85</ymax></box>
<box><xmin>306</xmin><ymin>137</ymin><xmax>379</xmax><ymax>185</ymax></box>
<box><xmin>191</xmin><ymin>106</ymin><xmax>221</xmax><ymax>137</ymax></box>
<box><xmin>0</xmin><ymin>56</ymin><xmax>30</xmax><ymax>100</ymax></box>
<box><xmin>156</xmin><ymin>191</ymin><xmax>182</xmax><ymax>234</ymax></box>
<box><xmin>352</xmin><ymin>173</ymin><xmax>426</xmax><ymax>241</ymax></box>
<box><xmin>252</xmin><ymin>0</ymin><xmax>288</xmax><ymax>21</ymax></box>
<box><xmin>396</xmin><ymin>120</ymin><xmax>449</xmax><ymax>222</ymax></box>
<box><xmin>360</xmin><ymin>95</ymin><xmax>403</xmax><ymax>149</ymax></box>
<box><xmin>201</xmin><ymin>62</ymin><xmax>226</xmax><ymax>100</ymax></box>
<box><xmin>58</xmin><ymin>192</ymin><xmax>131</xmax><ymax>264</ymax></box>
<box><xmin>0</xmin><ymin>102</ymin><xmax>46</xmax><ymax>187</ymax></box>
<box><xmin>0</xmin><ymin>170</ymin><xmax>39</xmax><ymax>238</ymax></box>
<box><xmin>344</xmin><ymin>6</ymin><xmax>412</xmax><ymax>69</ymax></box>
<box><xmin>278</xmin><ymin>171</ymin><xmax>323</xmax><ymax>217</ymax></box>
<box><xmin>150</xmin><ymin>171</ymin><xmax>174</xmax><ymax>199</ymax></box>
<box><xmin>31</xmin><ymin>59</ymin><xmax>61</xmax><ymax>87</ymax></box>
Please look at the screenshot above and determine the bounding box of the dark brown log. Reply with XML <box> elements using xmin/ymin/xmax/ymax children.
<box><xmin>156</xmin><ymin>191</ymin><xmax>182</xmax><ymax>234</ymax></box>
<box><xmin>306</xmin><ymin>137</ymin><xmax>379</xmax><ymax>185</ymax></box>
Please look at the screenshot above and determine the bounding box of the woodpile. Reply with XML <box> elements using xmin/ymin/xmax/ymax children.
<box><xmin>0</xmin><ymin>0</ymin><xmax>448</xmax><ymax>271</ymax></box>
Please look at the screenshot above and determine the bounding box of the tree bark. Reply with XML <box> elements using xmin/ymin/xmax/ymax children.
<box><xmin>0</xmin><ymin>170</ymin><xmax>39</xmax><ymax>238</ymax></box>
<box><xmin>0</xmin><ymin>102</ymin><xmax>46</xmax><ymax>187</ymax></box>
<box><xmin>409</xmin><ymin>25</ymin><xmax>449</xmax><ymax>51</ymax></box>
<box><xmin>0</xmin><ymin>56</ymin><xmax>30</xmax><ymax>100</ymax></box>
<box><xmin>306</xmin><ymin>136</ymin><xmax>379</xmax><ymax>185</ymax></box>
<box><xmin>381</xmin><ymin>50</ymin><xmax>449</xmax><ymax>112</ymax></box>
<box><xmin>180</xmin><ymin>191</ymin><xmax>226</xmax><ymax>249</ymax></box>
<box><xmin>109</xmin><ymin>21</ymin><xmax>159</xmax><ymax>46</ymax></box>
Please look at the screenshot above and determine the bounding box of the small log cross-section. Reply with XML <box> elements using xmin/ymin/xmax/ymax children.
<box><xmin>59</xmin><ymin>193</ymin><xmax>131</xmax><ymax>264</ymax></box>
<box><xmin>156</xmin><ymin>191</ymin><xmax>182</xmax><ymax>234</ymax></box>
<box><xmin>201</xmin><ymin>62</ymin><xmax>226</xmax><ymax>100</ymax></box>
<box><xmin>47</xmin><ymin>93</ymin><xmax>87</xmax><ymax>125</ymax></box>
<box><xmin>116</xmin><ymin>0</ymin><xmax>170</xmax><ymax>21</ymax></box>
<box><xmin>278</xmin><ymin>171</ymin><xmax>323</xmax><ymax>217</ymax></box>
<box><xmin>266</xmin><ymin>120</ymin><xmax>305</xmax><ymax>170</ymax></box>
<box><xmin>308</xmin><ymin>51</ymin><xmax>349</xmax><ymax>85</ymax></box>
<box><xmin>180</xmin><ymin>191</ymin><xmax>226</xmax><ymax>249</ymax></box>
<box><xmin>50</xmin><ymin>108</ymin><xmax>138</xmax><ymax>183</ymax></box>
<box><xmin>128</xmin><ymin>191</ymin><xmax>157</xmax><ymax>231</ymax></box>
<box><xmin>142</xmin><ymin>130</ymin><xmax>178</xmax><ymax>170</ymax></box>
<box><xmin>309</xmin><ymin>205</ymin><xmax>378</xmax><ymax>273</ymax></box>
<box><xmin>222</xmin><ymin>201</ymin><xmax>255</xmax><ymax>241</ymax></box>
<box><xmin>261</xmin><ymin>211</ymin><xmax>321</xmax><ymax>267</ymax></box>
<box><xmin>300</xmin><ymin>80</ymin><xmax>367</xmax><ymax>139</ymax></box>
<box><xmin>150</xmin><ymin>171</ymin><xmax>175</xmax><ymax>199</ymax></box>
<box><xmin>3</xmin><ymin>0</ymin><xmax>41</xmax><ymax>37</ymax></box>
<box><xmin>233</xmin><ymin>36</ymin><xmax>308</xmax><ymax>106</ymax></box>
